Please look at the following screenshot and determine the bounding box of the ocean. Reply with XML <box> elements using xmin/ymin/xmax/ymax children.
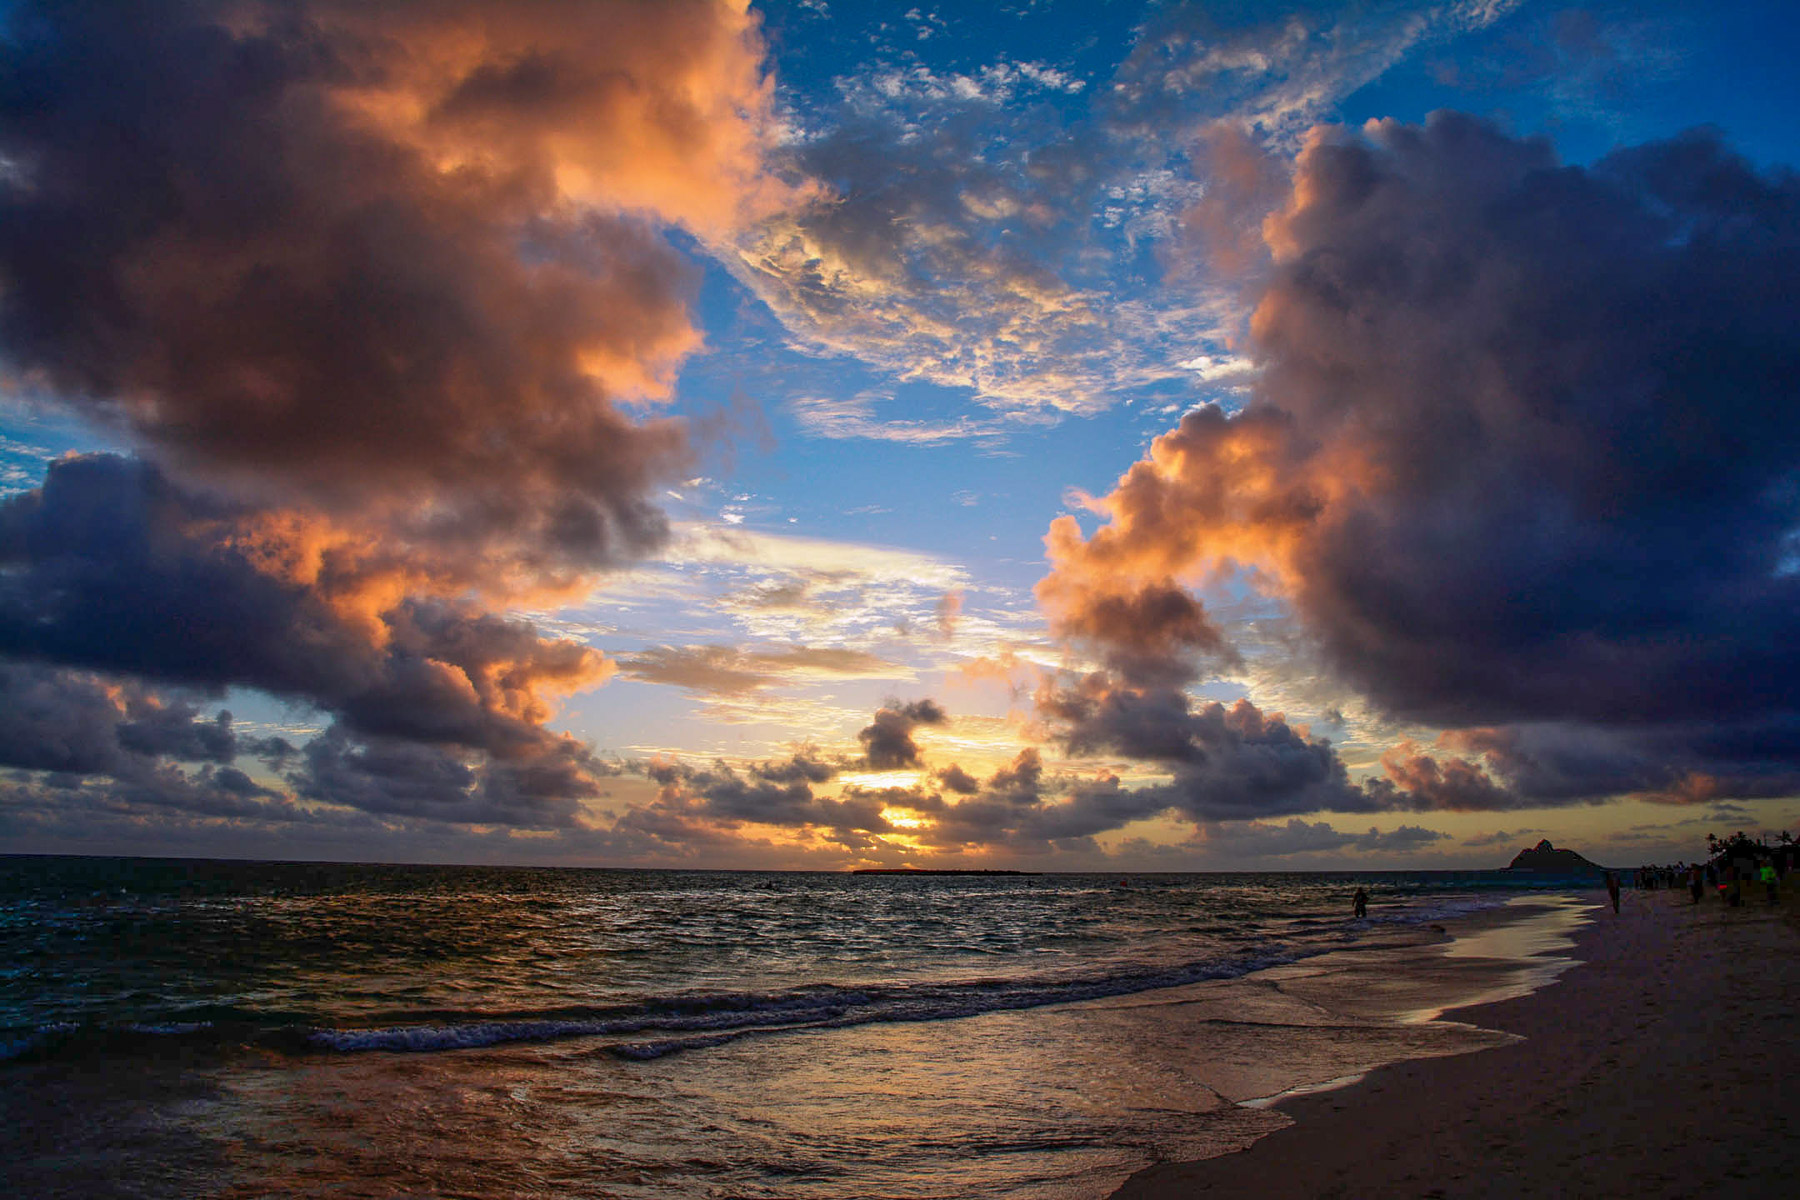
<box><xmin>0</xmin><ymin>857</ymin><xmax>1594</xmax><ymax>1199</ymax></box>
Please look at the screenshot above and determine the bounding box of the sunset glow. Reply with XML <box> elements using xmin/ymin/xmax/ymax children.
<box><xmin>2</xmin><ymin>0</ymin><xmax>1798</xmax><ymax>871</ymax></box>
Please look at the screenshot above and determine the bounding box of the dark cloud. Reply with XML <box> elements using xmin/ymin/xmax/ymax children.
<box><xmin>857</xmin><ymin>698</ymin><xmax>948</xmax><ymax>769</ymax></box>
<box><xmin>1194</xmin><ymin>817</ymin><xmax>1449</xmax><ymax>860</ymax></box>
<box><xmin>292</xmin><ymin>725</ymin><xmax>610</xmax><ymax>830</ymax></box>
<box><xmin>985</xmin><ymin>748</ymin><xmax>1043</xmax><ymax>800</ymax></box>
<box><xmin>0</xmin><ymin>1</ymin><xmax>788</xmax><ymax>568</ymax></box>
<box><xmin>0</xmin><ymin>455</ymin><xmax>625</xmax><ymax>827</ymax></box>
<box><xmin>2</xmin><ymin>766</ymin><xmax>301</xmax><ymax>825</ymax></box>
<box><xmin>1374</xmin><ymin>719</ymin><xmax>1800</xmax><ymax>812</ymax></box>
<box><xmin>1037</xmin><ymin>577</ymin><xmax>1235</xmax><ymax>689</ymax></box>
<box><xmin>934</xmin><ymin>764</ymin><xmax>981</xmax><ymax>795</ymax></box>
<box><xmin>0</xmin><ymin>662</ymin><xmax>240</xmax><ymax>777</ymax></box>
<box><xmin>892</xmin><ymin>758</ymin><xmax>1145</xmax><ymax>854</ymax></box>
<box><xmin>1038</xmin><ymin>673</ymin><xmax>1375</xmax><ymax>821</ymax></box>
<box><xmin>751</xmin><ymin>752</ymin><xmax>839</xmax><ymax>785</ymax></box>
<box><xmin>1356</xmin><ymin>824</ymin><xmax>1451</xmax><ymax>853</ymax></box>
<box><xmin>1252</xmin><ymin>116</ymin><xmax>1800</xmax><ymax>728</ymax></box>
<box><xmin>0</xmin><ymin>456</ymin><xmax>609</xmax><ymax>757</ymax></box>
<box><xmin>0</xmin><ymin>664</ymin><xmax>315</xmax><ymax>827</ymax></box>
<box><xmin>640</xmin><ymin>753</ymin><xmax>891</xmax><ymax>846</ymax></box>
<box><xmin>1042</xmin><ymin>112</ymin><xmax>1800</xmax><ymax>810</ymax></box>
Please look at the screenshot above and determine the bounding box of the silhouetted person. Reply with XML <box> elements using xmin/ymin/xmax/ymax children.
<box><xmin>1689</xmin><ymin>864</ymin><xmax>1704</xmax><ymax>905</ymax></box>
<box><xmin>1762</xmin><ymin>862</ymin><xmax>1779</xmax><ymax>906</ymax></box>
<box><xmin>1352</xmin><ymin>887</ymin><xmax>1368</xmax><ymax>919</ymax></box>
<box><xmin>1606</xmin><ymin>872</ymin><xmax>1620</xmax><ymax>914</ymax></box>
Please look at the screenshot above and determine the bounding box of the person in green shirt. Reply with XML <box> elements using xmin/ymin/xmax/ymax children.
<box><xmin>1761</xmin><ymin>862</ymin><xmax>1779</xmax><ymax>906</ymax></box>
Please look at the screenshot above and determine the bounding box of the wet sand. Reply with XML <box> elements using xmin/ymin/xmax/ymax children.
<box><xmin>1110</xmin><ymin>887</ymin><xmax>1800</xmax><ymax>1198</ymax></box>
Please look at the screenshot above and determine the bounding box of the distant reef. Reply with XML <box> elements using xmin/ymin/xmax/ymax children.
<box><xmin>1505</xmin><ymin>839</ymin><xmax>1605</xmax><ymax>875</ymax></box>
<box><xmin>850</xmin><ymin>868</ymin><xmax>1040</xmax><ymax>876</ymax></box>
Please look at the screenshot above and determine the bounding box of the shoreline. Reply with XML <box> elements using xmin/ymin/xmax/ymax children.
<box><xmin>1109</xmin><ymin>886</ymin><xmax>1800</xmax><ymax>1197</ymax></box>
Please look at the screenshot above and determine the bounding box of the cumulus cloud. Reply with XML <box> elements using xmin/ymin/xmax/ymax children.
<box><xmin>0</xmin><ymin>457</ymin><xmax>609</xmax><ymax>756</ymax></box>
<box><xmin>0</xmin><ymin>662</ymin><xmax>245</xmax><ymax>779</ymax></box>
<box><xmin>0</xmin><ymin>1</ymin><xmax>798</xmax><ymax>835</ymax></box>
<box><xmin>293</xmin><ymin>724</ymin><xmax>614</xmax><ymax>830</ymax></box>
<box><xmin>858</xmin><ymin>698</ymin><xmax>948</xmax><ymax>769</ymax></box>
<box><xmin>934</xmin><ymin>763</ymin><xmax>982</xmax><ymax>795</ymax></box>
<box><xmin>0</xmin><ymin>0</ymin><xmax>791</xmax><ymax>570</ymax></box>
<box><xmin>1040</xmin><ymin>112</ymin><xmax>1800</xmax><ymax>813</ymax></box>
<box><xmin>0</xmin><ymin>454</ymin><xmax>622</xmax><ymax>826</ymax></box>
<box><xmin>633</xmin><ymin>751</ymin><xmax>894</xmax><ymax>853</ymax></box>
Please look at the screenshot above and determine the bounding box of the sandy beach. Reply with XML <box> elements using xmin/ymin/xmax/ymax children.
<box><xmin>1111</xmin><ymin>887</ymin><xmax>1800</xmax><ymax>1198</ymax></box>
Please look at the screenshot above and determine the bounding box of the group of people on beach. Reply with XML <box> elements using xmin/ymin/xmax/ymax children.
<box><xmin>1615</xmin><ymin>849</ymin><xmax>1790</xmax><ymax>910</ymax></box>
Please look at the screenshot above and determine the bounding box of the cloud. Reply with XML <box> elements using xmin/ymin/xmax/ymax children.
<box><xmin>0</xmin><ymin>661</ymin><xmax>246</xmax><ymax>778</ymax></box>
<box><xmin>1037</xmin><ymin>575</ymin><xmax>1234</xmax><ymax>689</ymax></box>
<box><xmin>1370</xmin><ymin>740</ymin><xmax>1517</xmax><ymax>811</ymax></box>
<box><xmin>1112</xmin><ymin>0</ymin><xmax>1520</xmax><ymax>143</ymax></box>
<box><xmin>616</xmin><ymin>644</ymin><xmax>906</xmax><ymax>696</ymax></box>
<box><xmin>729</xmin><ymin>2</ymin><xmax>1527</xmax><ymax>422</ymax></box>
<box><xmin>0</xmin><ymin>1</ymin><xmax>800</xmax><ymax>835</ymax></box>
<box><xmin>634</xmin><ymin>751</ymin><xmax>894</xmax><ymax>852</ymax></box>
<box><xmin>292</xmin><ymin>724</ymin><xmax>614</xmax><ymax>830</ymax></box>
<box><xmin>858</xmin><ymin>698</ymin><xmax>948</xmax><ymax>769</ymax></box>
<box><xmin>668</xmin><ymin>524</ymin><xmax>967</xmax><ymax>589</ymax></box>
<box><xmin>0</xmin><ymin>455</ymin><xmax>621</xmax><ymax>826</ymax></box>
<box><xmin>728</xmin><ymin>42</ymin><xmax>1233</xmax><ymax>419</ymax></box>
<box><xmin>1194</xmin><ymin>817</ymin><xmax>1449</xmax><ymax>859</ymax></box>
<box><xmin>788</xmin><ymin>393</ymin><xmax>1010</xmax><ymax>445</ymax></box>
<box><xmin>1040</xmin><ymin>112</ymin><xmax>1800</xmax><ymax>810</ymax></box>
<box><xmin>934</xmin><ymin>590</ymin><xmax>964</xmax><ymax>641</ymax></box>
<box><xmin>934</xmin><ymin>763</ymin><xmax>982</xmax><ymax>795</ymax></box>
<box><xmin>1462</xmin><ymin>828</ymin><xmax>1536</xmax><ymax>849</ymax></box>
<box><xmin>0</xmin><ymin>1</ymin><xmax>792</xmax><ymax>571</ymax></box>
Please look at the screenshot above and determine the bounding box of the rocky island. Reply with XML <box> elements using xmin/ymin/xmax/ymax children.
<box><xmin>1505</xmin><ymin>839</ymin><xmax>1605</xmax><ymax>875</ymax></box>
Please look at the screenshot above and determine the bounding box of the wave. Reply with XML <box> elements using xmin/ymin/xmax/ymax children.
<box><xmin>1</xmin><ymin>893</ymin><xmax>1518</xmax><ymax>1067</ymax></box>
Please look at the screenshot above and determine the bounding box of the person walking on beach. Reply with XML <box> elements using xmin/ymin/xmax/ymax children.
<box><xmin>1761</xmin><ymin>861</ymin><xmax>1779</xmax><ymax>906</ymax></box>
<box><xmin>1605</xmin><ymin>872</ymin><xmax>1620</xmax><ymax>914</ymax></box>
<box><xmin>1352</xmin><ymin>887</ymin><xmax>1368</xmax><ymax>919</ymax></box>
<box><xmin>1689</xmin><ymin>864</ymin><xmax>1704</xmax><ymax>905</ymax></box>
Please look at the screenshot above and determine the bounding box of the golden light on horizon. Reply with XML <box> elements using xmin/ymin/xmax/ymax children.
<box><xmin>838</xmin><ymin>769</ymin><xmax>926</xmax><ymax>789</ymax></box>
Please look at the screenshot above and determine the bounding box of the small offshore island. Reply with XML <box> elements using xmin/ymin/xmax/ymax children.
<box><xmin>1504</xmin><ymin>839</ymin><xmax>1606</xmax><ymax>875</ymax></box>
<box><xmin>849</xmin><ymin>868</ymin><xmax>1041</xmax><ymax>876</ymax></box>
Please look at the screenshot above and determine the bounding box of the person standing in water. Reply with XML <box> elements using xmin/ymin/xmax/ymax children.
<box><xmin>1352</xmin><ymin>886</ymin><xmax>1369</xmax><ymax>918</ymax></box>
<box><xmin>1605</xmin><ymin>872</ymin><xmax>1621</xmax><ymax>914</ymax></box>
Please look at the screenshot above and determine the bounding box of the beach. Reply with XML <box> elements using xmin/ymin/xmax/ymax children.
<box><xmin>1111</xmin><ymin>886</ymin><xmax>1800</xmax><ymax>1198</ymax></box>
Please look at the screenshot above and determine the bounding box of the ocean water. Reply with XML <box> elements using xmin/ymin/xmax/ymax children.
<box><xmin>0</xmin><ymin>858</ymin><xmax>1594</xmax><ymax>1199</ymax></box>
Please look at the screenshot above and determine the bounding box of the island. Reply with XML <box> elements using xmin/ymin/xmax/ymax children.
<box><xmin>849</xmin><ymin>868</ymin><xmax>1041</xmax><ymax>876</ymax></box>
<box><xmin>1505</xmin><ymin>839</ymin><xmax>1605</xmax><ymax>875</ymax></box>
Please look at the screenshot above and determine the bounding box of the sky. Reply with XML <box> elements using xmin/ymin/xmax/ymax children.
<box><xmin>3</xmin><ymin>0</ymin><xmax>1799</xmax><ymax>870</ymax></box>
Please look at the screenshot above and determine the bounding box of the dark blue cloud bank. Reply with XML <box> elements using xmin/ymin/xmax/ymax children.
<box><xmin>1046</xmin><ymin>112</ymin><xmax>1800</xmax><ymax>815</ymax></box>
